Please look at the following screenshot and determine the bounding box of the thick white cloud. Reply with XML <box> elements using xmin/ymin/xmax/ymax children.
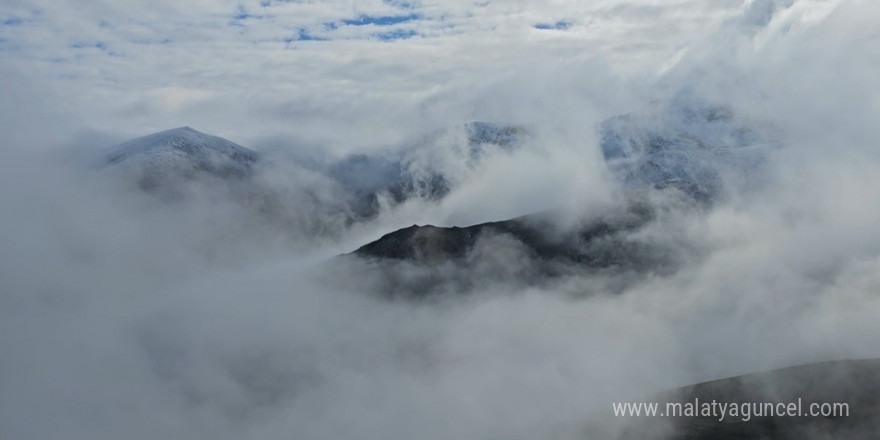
<box><xmin>1</xmin><ymin>0</ymin><xmax>748</xmax><ymax>144</ymax></box>
<box><xmin>3</xmin><ymin>1</ymin><xmax>880</xmax><ymax>439</ymax></box>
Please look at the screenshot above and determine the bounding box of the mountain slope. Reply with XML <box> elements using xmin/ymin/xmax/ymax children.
<box><xmin>352</xmin><ymin>204</ymin><xmax>663</xmax><ymax>271</ymax></box>
<box><xmin>315</xmin><ymin>121</ymin><xmax>529</xmax><ymax>218</ymax></box>
<box><xmin>105</xmin><ymin>126</ymin><xmax>259</xmax><ymax>188</ymax></box>
<box><xmin>599</xmin><ymin>100</ymin><xmax>775</xmax><ymax>200</ymax></box>
<box><xmin>613</xmin><ymin>359</ymin><xmax>880</xmax><ymax>439</ymax></box>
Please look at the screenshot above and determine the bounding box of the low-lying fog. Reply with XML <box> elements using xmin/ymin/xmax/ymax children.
<box><xmin>2</xmin><ymin>1</ymin><xmax>880</xmax><ymax>439</ymax></box>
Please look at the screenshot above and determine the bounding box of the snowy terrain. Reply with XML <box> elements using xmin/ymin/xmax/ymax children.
<box><xmin>599</xmin><ymin>99</ymin><xmax>777</xmax><ymax>201</ymax></box>
<box><xmin>106</xmin><ymin>126</ymin><xmax>259</xmax><ymax>183</ymax></box>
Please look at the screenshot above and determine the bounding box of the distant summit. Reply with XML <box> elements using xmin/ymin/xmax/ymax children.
<box><xmin>599</xmin><ymin>101</ymin><xmax>775</xmax><ymax>201</ymax></box>
<box><xmin>315</xmin><ymin>121</ymin><xmax>530</xmax><ymax>218</ymax></box>
<box><xmin>105</xmin><ymin>127</ymin><xmax>259</xmax><ymax>188</ymax></box>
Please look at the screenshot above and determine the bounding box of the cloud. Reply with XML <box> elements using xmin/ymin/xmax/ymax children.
<box><xmin>3</xmin><ymin>0</ymin><xmax>880</xmax><ymax>439</ymax></box>
<box><xmin>0</xmin><ymin>0</ymin><xmax>748</xmax><ymax>142</ymax></box>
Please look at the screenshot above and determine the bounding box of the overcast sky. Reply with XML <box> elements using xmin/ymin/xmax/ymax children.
<box><xmin>0</xmin><ymin>0</ymin><xmax>756</xmax><ymax>146</ymax></box>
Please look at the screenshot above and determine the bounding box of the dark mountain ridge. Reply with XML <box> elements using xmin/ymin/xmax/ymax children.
<box><xmin>350</xmin><ymin>202</ymin><xmax>677</xmax><ymax>276</ymax></box>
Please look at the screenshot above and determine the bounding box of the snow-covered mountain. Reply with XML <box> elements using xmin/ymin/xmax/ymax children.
<box><xmin>102</xmin><ymin>106</ymin><xmax>771</xmax><ymax>242</ymax></box>
<box><xmin>462</xmin><ymin>121</ymin><xmax>528</xmax><ymax>157</ymax></box>
<box><xmin>101</xmin><ymin>123</ymin><xmax>532</xmax><ymax>237</ymax></box>
<box><xmin>105</xmin><ymin>126</ymin><xmax>259</xmax><ymax>188</ymax></box>
<box><xmin>306</xmin><ymin>121</ymin><xmax>530</xmax><ymax>218</ymax></box>
<box><xmin>599</xmin><ymin>100</ymin><xmax>775</xmax><ymax>200</ymax></box>
<box><xmin>343</xmin><ymin>101</ymin><xmax>777</xmax><ymax>282</ymax></box>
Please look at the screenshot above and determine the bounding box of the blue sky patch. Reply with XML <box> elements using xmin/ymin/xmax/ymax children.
<box><xmin>2</xmin><ymin>17</ymin><xmax>24</xmax><ymax>26</ymax></box>
<box><xmin>259</xmin><ymin>0</ymin><xmax>295</xmax><ymax>6</ymax></box>
<box><xmin>343</xmin><ymin>13</ymin><xmax>420</xmax><ymax>26</ymax></box>
<box><xmin>285</xmin><ymin>28</ymin><xmax>325</xmax><ymax>43</ymax></box>
<box><xmin>231</xmin><ymin>6</ymin><xmax>262</xmax><ymax>25</ymax></box>
<box><xmin>383</xmin><ymin>0</ymin><xmax>416</xmax><ymax>9</ymax></box>
<box><xmin>534</xmin><ymin>20</ymin><xmax>571</xmax><ymax>30</ymax></box>
<box><xmin>375</xmin><ymin>29</ymin><xmax>418</xmax><ymax>40</ymax></box>
<box><xmin>71</xmin><ymin>41</ymin><xmax>107</xmax><ymax>50</ymax></box>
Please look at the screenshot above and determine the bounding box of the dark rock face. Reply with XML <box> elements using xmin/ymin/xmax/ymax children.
<box><xmin>613</xmin><ymin>359</ymin><xmax>880</xmax><ymax>440</ymax></box>
<box><xmin>352</xmin><ymin>204</ymin><xmax>668</xmax><ymax>272</ymax></box>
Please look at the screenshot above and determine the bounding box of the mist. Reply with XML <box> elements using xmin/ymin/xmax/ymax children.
<box><xmin>3</xmin><ymin>0</ymin><xmax>880</xmax><ymax>439</ymax></box>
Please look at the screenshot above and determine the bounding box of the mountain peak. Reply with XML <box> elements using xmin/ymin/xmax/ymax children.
<box><xmin>163</xmin><ymin>125</ymin><xmax>200</xmax><ymax>135</ymax></box>
<box><xmin>104</xmin><ymin>127</ymin><xmax>259</xmax><ymax>187</ymax></box>
<box><xmin>599</xmin><ymin>101</ymin><xmax>776</xmax><ymax>200</ymax></box>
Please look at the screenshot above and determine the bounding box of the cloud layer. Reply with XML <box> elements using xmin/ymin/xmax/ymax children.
<box><xmin>1</xmin><ymin>0</ymin><xmax>744</xmax><ymax>144</ymax></box>
<box><xmin>3</xmin><ymin>0</ymin><xmax>880</xmax><ymax>439</ymax></box>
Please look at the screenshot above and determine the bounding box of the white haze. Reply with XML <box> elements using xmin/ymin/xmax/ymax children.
<box><xmin>2</xmin><ymin>0</ymin><xmax>880</xmax><ymax>439</ymax></box>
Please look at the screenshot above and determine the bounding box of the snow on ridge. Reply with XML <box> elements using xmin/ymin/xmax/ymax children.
<box><xmin>599</xmin><ymin>99</ymin><xmax>779</xmax><ymax>200</ymax></box>
<box><xmin>104</xmin><ymin>126</ymin><xmax>259</xmax><ymax>182</ymax></box>
<box><xmin>107</xmin><ymin>126</ymin><xmax>258</xmax><ymax>165</ymax></box>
